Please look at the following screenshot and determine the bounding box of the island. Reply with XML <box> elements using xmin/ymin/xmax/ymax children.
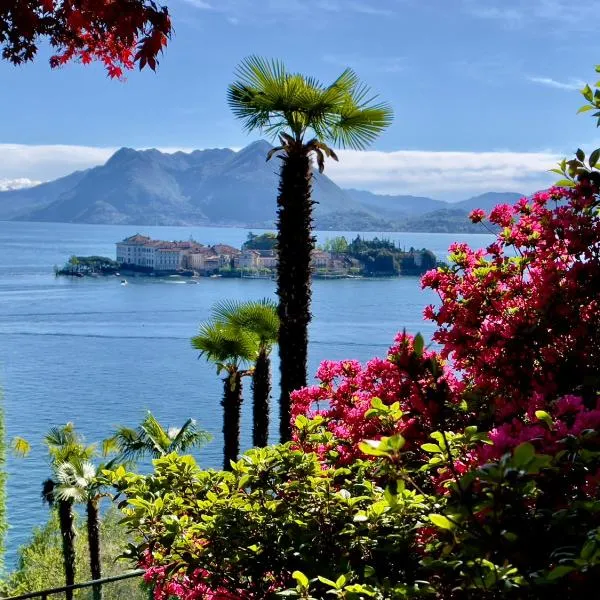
<box><xmin>56</xmin><ymin>233</ymin><xmax>438</xmax><ymax>279</ymax></box>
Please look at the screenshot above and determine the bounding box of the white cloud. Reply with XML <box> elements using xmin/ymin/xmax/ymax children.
<box><xmin>0</xmin><ymin>143</ymin><xmax>194</xmax><ymax>181</ymax></box>
<box><xmin>528</xmin><ymin>76</ymin><xmax>585</xmax><ymax>91</ymax></box>
<box><xmin>179</xmin><ymin>0</ymin><xmax>400</xmax><ymax>22</ymax></box>
<box><xmin>180</xmin><ymin>0</ymin><xmax>212</xmax><ymax>8</ymax></box>
<box><xmin>325</xmin><ymin>149</ymin><xmax>560</xmax><ymax>199</ymax></box>
<box><xmin>463</xmin><ymin>0</ymin><xmax>597</xmax><ymax>31</ymax></box>
<box><xmin>0</xmin><ymin>178</ymin><xmax>41</xmax><ymax>191</ymax></box>
<box><xmin>0</xmin><ymin>143</ymin><xmax>115</xmax><ymax>181</ymax></box>
<box><xmin>0</xmin><ymin>142</ymin><xmax>565</xmax><ymax>201</ymax></box>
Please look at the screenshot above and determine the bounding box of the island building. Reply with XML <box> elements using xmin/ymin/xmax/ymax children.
<box><xmin>115</xmin><ymin>234</ymin><xmax>400</xmax><ymax>277</ymax></box>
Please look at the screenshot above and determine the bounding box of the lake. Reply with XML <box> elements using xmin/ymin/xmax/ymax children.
<box><xmin>0</xmin><ymin>220</ymin><xmax>493</xmax><ymax>566</ymax></box>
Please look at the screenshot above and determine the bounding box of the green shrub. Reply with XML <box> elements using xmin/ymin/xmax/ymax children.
<box><xmin>1</xmin><ymin>509</ymin><xmax>147</xmax><ymax>600</ymax></box>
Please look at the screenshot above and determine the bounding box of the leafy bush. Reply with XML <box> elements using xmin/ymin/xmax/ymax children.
<box><xmin>1</xmin><ymin>509</ymin><xmax>147</xmax><ymax>600</ymax></box>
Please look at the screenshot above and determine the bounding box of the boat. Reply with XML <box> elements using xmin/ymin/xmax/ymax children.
<box><xmin>120</xmin><ymin>279</ymin><xmax>128</xmax><ymax>286</ymax></box>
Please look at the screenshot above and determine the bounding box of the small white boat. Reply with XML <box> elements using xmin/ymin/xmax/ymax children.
<box><xmin>120</xmin><ymin>279</ymin><xmax>128</xmax><ymax>286</ymax></box>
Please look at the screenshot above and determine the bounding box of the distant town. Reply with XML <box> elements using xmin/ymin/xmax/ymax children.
<box><xmin>56</xmin><ymin>232</ymin><xmax>439</xmax><ymax>279</ymax></box>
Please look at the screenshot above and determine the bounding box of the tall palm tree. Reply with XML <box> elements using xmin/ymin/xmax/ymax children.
<box><xmin>42</xmin><ymin>423</ymin><xmax>94</xmax><ymax>600</ymax></box>
<box><xmin>228</xmin><ymin>57</ymin><xmax>393</xmax><ymax>441</ymax></box>
<box><xmin>53</xmin><ymin>459</ymin><xmax>105</xmax><ymax>600</ymax></box>
<box><xmin>192</xmin><ymin>322</ymin><xmax>258</xmax><ymax>470</ymax></box>
<box><xmin>104</xmin><ymin>411</ymin><xmax>212</xmax><ymax>464</ymax></box>
<box><xmin>212</xmin><ymin>299</ymin><xmax>279</xmax><ymax>447</ymax></box>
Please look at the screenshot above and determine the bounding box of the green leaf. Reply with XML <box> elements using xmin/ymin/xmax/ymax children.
<box><xmin>335</xmin><ymin>574</ymin><xmax>348</xmax><ymax>588</ymax></box>
<box><xmin>413</xmin><ymin>333</ymin><xmax>424</xmax><ymax>357</ymax></box>
<box><xmin>292</xmin><ymin>571</ymin><xmax>309</xmax><ymax>588</ymax></box>
<box><xmin>421</xmin><ymin>443</ymin><xmax>442</xmax><ymax>453</ymax></box>
<box><xmin>580</xmin><ymin>540</ymin><xmax>597</xmax><ymax>560</ymax></box>
<box><xmin>589</xmin><ymin>148</ymin><xmax>600</xmax><ymax>168</ymax></box>
<box><xmin>429</xmin><ymin>514</ymin><xmax>454</xmax><ymax>530</ymax></box>
<box><xmin>358</xmin><ymin>440</ymin><xmax>388</xmax><ymax>457</ymax></box>
<box><xmin>534</xmin><ymin>410</ymin><xmax>553</xmax><ymax>429</ymax></box>
<box><xmin>576</xmin><ymin>148</ymin><xmax>585</xmax><ymax>161</ymax></box>
<box><xmin>547</xmin><ymin>565</ymin><xmax>574</xmax><ymax>580</ymax></box>
<box><xmin>387</xmin><ymin>434</ymin><xmax>406</xmax><ymax>452</ymax></box>
<box><xmin>555</xmin><ymin>179</ymin><xmax>575</xmax><ymax>187</ymax></box>
<box><xmin>578</xmin><ymin>104</ymin><xmax>595</xmax><ymax>114</ymax></box>
<box><xmin>513</xmin><ymin>442</ymin><xmax>535</xmax><ymax>467</ymax></box>
<box><xmin>317</xmin><ymin>576</ymin><xmax>337</xmax><ymax>587</ymax></box>
<box><xmin>582</xmin><ymin>84</ymin><xmax>594</xmax><ymax>101</ymax></box>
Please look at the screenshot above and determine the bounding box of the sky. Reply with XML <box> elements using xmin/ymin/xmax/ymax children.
<box><xmin>1</xmin><ymin>0</ymin><xmax>599</xmax><ymax>200</ymax></box>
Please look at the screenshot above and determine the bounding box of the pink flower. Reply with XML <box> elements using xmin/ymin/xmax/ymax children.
<box><xmin>469</xmin><ymin>208</ymin><xmax>486</xmax><ymax>223</ymax></box>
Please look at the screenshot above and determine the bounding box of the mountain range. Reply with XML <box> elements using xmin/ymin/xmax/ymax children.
<box><xmin>0</xmin><ymin>140</ymin><xmax>523</xmax><ymax>232</ymax></box>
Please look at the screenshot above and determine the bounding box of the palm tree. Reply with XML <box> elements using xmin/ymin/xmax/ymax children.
<box><xmin>212</xmin><ymin>299</ymin><xmax>279</xmax><ymax>447</ymax></box>
<box><xmin>192</xmin><ymin>321</ymin><xmax>258</xmax><ymax>470</ymax></box>
<box><xmin>228</xmin><ymin>57</ymin><xmax>393</xmax><ymax>441</ymax></box>
<box><xmin>53</xmin><ymin>459</ymin><xmax>105</xmax><ymax>600</ymax></box>
<box><xmin>104</xmin><ymin>411</ymin><xmax>212</xmax><ymax>464</ymax></box>
<box><xmin>42</xmin><ymin>423</ymin><xmax>94</xmax><ymax>600</ymax></box>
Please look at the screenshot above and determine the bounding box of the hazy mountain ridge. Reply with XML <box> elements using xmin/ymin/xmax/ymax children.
<box><xmin>0</xmin><ymin>142</ymin><xmax>524</xmax><ymax>231</ymax></box>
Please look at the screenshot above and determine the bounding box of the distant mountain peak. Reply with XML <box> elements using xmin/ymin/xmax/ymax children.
<box><xmin>236</xmin><ymin>139</ymin><xmax>273</xmax><ymax>158</ymax></box>
<box><xmin>105</xmin><ymin>147</ymin><xmax>139</xmax><ymax>166</ymax></box>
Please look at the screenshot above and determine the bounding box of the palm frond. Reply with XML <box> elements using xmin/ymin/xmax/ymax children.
<box><xmin>105</xmin><ymin>427</ymin><xmax>148</xmax><ymax>462</ymax></box>
<box><xmin>228</xmin><ymin>57</ymin><xmax>392</xmax><ymax>152</ymax></box>
<box><xmin>330</xmin><ymin>104</ymin><xmax>394</xmax><ymax>150</ymax></box>
<box><xmin>53</xmin><ymin>485</ymin><xmax>87</xmax><ymax>503</ymax></box>
<box><xmin>211</xmin><ymin>299</ymin><xmax>279</xmax><ymax>347</ymax></box>
<box><xmin>44</xmin><ymin>423</ymin><xmax>76</xmax><ymax>449</ymax></box>
<box><xmin>140</xmin><ymin>411</ymin><xmax>172</xmax><ymax>455</ymax></box>
<box><xmin>11</xmin><ymin>436</ymin><xmax>31</xmax><ymax>457</ymax></box>
<box><xmin>53</xmin><ymin>458</ymin><xmax>97</xmax><ymax>504</ymax></box>
<box><xmin>168</xmin><ymin>418</ymin><xmax>212</xmax><ymax>453</ymax></box>
<box><xmin>44</xmin><ymin>423</ymin><xmax>96</xmax><ymax>466</ymax></box>
<box><xmin>192</xmin><ymin>321</ymin><xmax>259</xmax><ymax>368</ymax></box>
<box><xmin>108</xmin><ymin>412</ymin><xmax>210</xmax><ymax>462</ymax></box>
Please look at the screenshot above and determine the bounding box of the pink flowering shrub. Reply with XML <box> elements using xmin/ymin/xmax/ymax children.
<box><xmin>292</xmin><ymin>332</ymin><xmax>463</xmax><ymax>463</ymax></box>
<box><xmin>423</xmin><ymin>182</ymin><xmax>600</xmax><ymax>418</ymax></box>
<box><xmin>288</xmin><ymin>178</ymin><xmax>600</xmax><ymax>595</ymax></box>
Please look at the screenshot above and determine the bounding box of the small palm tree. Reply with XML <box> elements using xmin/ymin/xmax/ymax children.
<box><xmin>42</xmin><ymin>424</ymin><xmax>95</xmax><ymax>600</ymax></box>
<box><xmin>212</xmin><ymin>299</ymin><xmax>279</xmax><ymax>447</ymax></box>
<box><xmin>53</xmin><ymin>459</ymin><xmax>105</xmax><ymax>600</ymax></box>
<box><xmin>228</xmin><ymin>57</ymin><xmax>393</xmax><ymax>441</ymax></box>
<box><xmin>105</xmin><ymin>411</ymin><xmax>211</xmax><ymax>464</ymax></box>
<box><xmin>192</xmin><ymin>321</ymin><xmax>258</xmax><ymax>470</ymax></box>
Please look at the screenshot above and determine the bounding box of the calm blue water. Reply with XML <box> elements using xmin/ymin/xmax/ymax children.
<box><xmin>0</xmin><ymin>221</ymin><xmax>493</xmax><ymax>566</ymax></box>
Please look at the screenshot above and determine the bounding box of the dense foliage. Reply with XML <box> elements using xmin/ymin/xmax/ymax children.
<box><xmin>2</xmin><ymin>510</ymin><xmax>147</xmax><ymax>599</ymax></box>
<box><xmin>347</xmin><ymin>236</ymin><xmax>437</xmax><ymax>276</ymax></box>
<box><xmin>243</xmin><ymin>232</ymin><xmax>277</xmax><ymax>251</ymax></box>
<box><xmin>1</xmin><ymin>0</ymin><xmax>171</xmax><ymax>78</ymax></box>
<box><xmin>320</xmin><ymin>236</ymin><xmax>437</xmax><ymax>276</ymax></box>
<box><xmin>111</xmin><ymin>174</ymin><xmax>600</xmax><ymax>599</ymax></box>
<box><xmin>57</xmin><ymin>256</ymin><xmax>121</xmax><ymax>276</ymax></box>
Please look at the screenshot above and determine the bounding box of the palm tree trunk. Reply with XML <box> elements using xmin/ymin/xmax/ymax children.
<box><xmin>222</xmin><ymin>371</ymin><xmax>243</xmax><ymax>470</ymax></box>
<box><xmin>58</xmin><ymin>499</ymin><xmax>76</xmax><ymax>600</ymax></box>
<box><xmin>252</xmin><ymin>348</ymin><xmax>271</xmax><ymax>447</ymax></box>
<box><xmin>276</xmin><ymin>147</ymin><xmax>314</xmax><ymax>443</ymax></box>
<box><xmin>87</xmin><ymin>497</ymin><xmax>103</xmax><ymax>600</ymax></box>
